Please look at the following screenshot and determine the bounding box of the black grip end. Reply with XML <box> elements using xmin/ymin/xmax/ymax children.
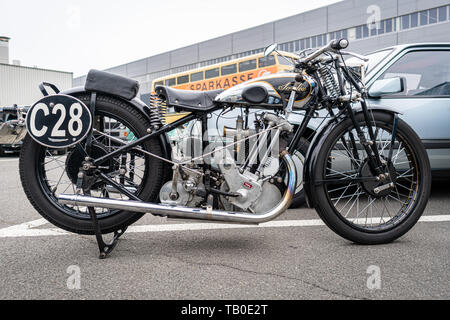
<box><xmin>331</xmin><ymin>38</ymin><xmax>349</xmax><ymax>50</ymax></box>
<box><xmin>0</xmin><ymin>106</ymin><xmax>17</xmax><ymax>114</ymax></box>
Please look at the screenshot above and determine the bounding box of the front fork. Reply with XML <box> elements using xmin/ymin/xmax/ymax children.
<box><xmin>345</xmin><ymin>100</ymin><xmax>399</xmax><ymax>177</ymax></box>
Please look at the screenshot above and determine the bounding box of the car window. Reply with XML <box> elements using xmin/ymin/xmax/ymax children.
<box><xmin>363</xmin><ymin>49</ymin><xmax>393</xmax><ymax>72</ymax></box>
<box><xmin>378</xmin><ymin>50</ymin><xmax>450</xmax><ymax>96</ymax></box>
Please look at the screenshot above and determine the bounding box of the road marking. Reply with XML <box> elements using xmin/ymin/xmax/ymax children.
<box><xmin>0</xmin><ymin>215</ymin><xmax>449</xmax><ymax>238</ymax></box>
<box><xmin>0</xmin><ymin>158</ymin><xmax>19</xmax><ymax>162</ymax></box>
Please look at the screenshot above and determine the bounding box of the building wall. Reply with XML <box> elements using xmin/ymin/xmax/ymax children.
<box><xmin>0</xmin><ymin>42</ymin><xmax>9</xmax><ymax>64</ymax></box>
<box><xmin>0</xmin><ymin>64</ymin><xmax>72</xmax><ymax>106</ymax></box>
<box><xmin>73</xmin><ymin>0</ymin><xmax>450</xmax><ymax>97</ymax></box>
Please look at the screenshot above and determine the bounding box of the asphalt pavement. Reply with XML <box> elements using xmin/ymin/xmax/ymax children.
<box><xmin>0</xmin><ymin>155</ymin><xmax>448</xmax><ymax>300</ymax></box>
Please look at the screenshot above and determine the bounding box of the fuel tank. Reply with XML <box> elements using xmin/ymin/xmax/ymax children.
<box><xmin>215</xmin><ymin>72</ymin><xmax>317</xmax><ymax>109</ymax></box>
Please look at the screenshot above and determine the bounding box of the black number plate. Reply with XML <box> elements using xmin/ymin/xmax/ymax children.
<box><xmin>26</xmin><ymin>94</ymin><xmax>92</xmax><ymax>148</ymax></box>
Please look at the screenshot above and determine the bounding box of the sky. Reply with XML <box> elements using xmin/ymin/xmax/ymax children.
<box><xmin>0</xmin><ymin>0</ymin><xmax>341</xmax><ymax>77</ymax></box>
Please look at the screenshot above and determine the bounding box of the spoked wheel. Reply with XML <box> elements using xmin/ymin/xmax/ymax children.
<box><xmin>313</xmin><ymin>112</ymin><xmax>431</xmax><ymax>244</ymax></box>
<box><xmin>19</xmin><ymin>95</ymin><xmax>165</xmax><ymax>235</ymax></box>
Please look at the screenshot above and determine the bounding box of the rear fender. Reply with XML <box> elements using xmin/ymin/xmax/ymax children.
<box><xmin>60</xmin><ymin>87</ymin><xmax>172</xmax><ymax>164</ymax></box>
<box><xmin>302</xmin><ymin>106</ymin><xmax>401</xmax><ymax>208</ymax></box>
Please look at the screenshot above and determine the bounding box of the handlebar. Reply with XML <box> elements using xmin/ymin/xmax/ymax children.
<box><xmin>0</xmin><ymin>105</ymin><xmax>29</xmax><ymax>115</ymax></box>
<box><xmin>298</xmin><ymin>38</ymin><xmax>349</xmax><ymax>64</ymax></box>
<box><xmin>0</xmin><ymin>106</ymin><xmax>18</xmax><ymax>115</ymax></box>
<box><xmin>330</xmin><ymin>38</ymin><xmax>349</xmax><ymax>50</ymax></box>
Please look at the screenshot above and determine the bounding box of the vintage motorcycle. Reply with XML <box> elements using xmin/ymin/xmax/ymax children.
<box><xmin>13</xmin><ymin>39</ymin><xmax>431</xmax><ymax>258</ymax></box>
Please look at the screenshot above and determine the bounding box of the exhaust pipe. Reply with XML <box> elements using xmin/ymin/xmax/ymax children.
<box><xmin>58</xmin><ymin>153</ymin><xmax>296</xmax><ymax>224</ymax></box>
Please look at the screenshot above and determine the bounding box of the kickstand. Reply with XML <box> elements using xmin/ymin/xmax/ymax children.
<box><xmin>88</xmin><ymin>207</ymin><xmax>128</xmax><ymax>259</ymax></box>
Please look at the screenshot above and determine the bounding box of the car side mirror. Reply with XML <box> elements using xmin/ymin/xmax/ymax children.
<box><xmin>368</xmin><ymin>77</ymin><xmax>405</xmax><ymax>98</ymax></box>
<box><xmin>264</xmin><ymin>43</ymin><xmax>278</xmax><ymax>57</ymax></box>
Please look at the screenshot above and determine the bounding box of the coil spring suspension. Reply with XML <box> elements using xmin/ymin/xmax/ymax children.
<box><xmin>149</xmin><ymin>94</ymin><xmax>168</xmax><ymax>128</ymax></box>
<box><xmin>318</xmin><ymin>65</ymin><xmax>340</xmax><ymax>99</ymax></box>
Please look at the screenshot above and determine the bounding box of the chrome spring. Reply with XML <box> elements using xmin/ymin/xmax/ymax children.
<box><xmin>149</xmin><ymin>94</ymin><xmax>168</xmax><ymax>127</ymax></box>
<box><xmin>318</xmin><ymin>65</ymin><xmax>340</xmax><ymax>100</ymax></box>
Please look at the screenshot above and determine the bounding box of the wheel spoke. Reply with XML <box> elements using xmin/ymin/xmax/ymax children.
<box><xmin>324</xmin><ymin>120</ymin><xmax>419</xmax><ymax>231</ymax></box>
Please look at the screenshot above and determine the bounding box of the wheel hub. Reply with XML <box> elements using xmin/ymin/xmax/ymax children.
<box><xmin>65</xmin><ymin>143</ymin><xmax>115</xmax><ymax>184</ymax></box>
<box><xmin>359</xmin><ymin>159</ymin><xmax>397</xmax><ymax>198</ymax></box>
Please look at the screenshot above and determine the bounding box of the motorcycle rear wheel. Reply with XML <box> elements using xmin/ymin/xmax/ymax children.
<box><xmin>19</xmin><ymin>94</ymin><xmax>165</xmax><ymax>235</ymax></box>
<box><xmin>312</xmin><ymin>111</ymin><xmax>431</xmax><ymax>244</ymax></box>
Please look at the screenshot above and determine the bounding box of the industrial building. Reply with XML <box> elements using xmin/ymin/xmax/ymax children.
<box><xmin>0</xmin><ymin>36</ymin><xmax>72</xmax><ymax>107</ymax></box>
<box><xmin>73</xmin><ymin>0</ymin><xmax>450</xmax><ymax>104</ymax></box>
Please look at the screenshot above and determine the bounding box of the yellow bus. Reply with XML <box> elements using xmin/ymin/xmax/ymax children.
<box><xmin>151</xmin><ymin>51</ymin><xmax>298</xmax><ymax>123</ymax></box>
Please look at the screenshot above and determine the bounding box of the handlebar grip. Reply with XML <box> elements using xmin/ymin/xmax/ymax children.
<box><xmin>330</xmin><ymin>38</ymin><xmax>349</xmax><ymax>50</ymax></box>
<box><xmin>0</xmin><ymin>106</ymin><xmax>18</xmax><ymax>114</ymax></box>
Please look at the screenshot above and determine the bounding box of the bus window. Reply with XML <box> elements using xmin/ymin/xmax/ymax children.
<box><xmin>165</xmin><ymin>78</ymin><xmax>176</xmax><ymax>86</ymax></box>
<box><xmin>278</xmin><ymin>56</ymin><xmax>293</xmax><ymax>66</ymax></box>
<box><xmin>205</xmin><ymin>68</ymin><xmax>219</xmax><ymax>79</ymax></box>
<box><xmin>258</xmin><ymin>55</ymin><xmax>276</xmax><ymax>67</ymax></box>
<box><xmin>177</xmin><ymin>75</ymin><xmax>189</xmax><ymax>85</ymax></box>
<box><xmin>154</xmin><ymin>81</ymin><xmax>163</xmax><ymax>87</ymax></box>
<box><xmin>221</xmin><ymin>64</ymin><xmax>237</xmax><ymax>76</ymax></box>
<box><xmin>191</xmin><ymin>71</ymin><xmax>203</xmax><ymax>82</ymax></box>
<box><xmin>239</xmin><ymin>59</ymin><xmax>257</xmax><ymax>72</ymax></box>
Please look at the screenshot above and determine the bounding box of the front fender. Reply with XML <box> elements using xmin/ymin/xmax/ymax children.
<box><xmin>60</xmin><ymin>87</ymin><xmax>172</xmax><ymax>163</ymax></box>
<box><xmin>302</xmin><ymin>106</ymin><xmax>400</xmax><ymax>208</ymax></box>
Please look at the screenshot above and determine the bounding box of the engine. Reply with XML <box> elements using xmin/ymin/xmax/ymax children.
<box><xmin>159</xmin><ymin>112</ymin><xmax>293</xmax><ymax>213</ymax></box>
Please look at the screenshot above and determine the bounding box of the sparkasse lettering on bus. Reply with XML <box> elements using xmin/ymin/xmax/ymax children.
<box><xmin>189</xmin><ymin>72</ymin><xmax>256</xmax><ymax>91</ymax></box>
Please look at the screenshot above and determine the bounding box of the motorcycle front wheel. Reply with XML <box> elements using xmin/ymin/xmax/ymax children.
<box><xmin>19</xmin><ymin>94</ymin><xmax>166</xmax><ymax>235</ymax></box>
<box><xmin>312</xmin><ymin>111</ymin><xmax>431</xmax><ymax>244</ymax></box>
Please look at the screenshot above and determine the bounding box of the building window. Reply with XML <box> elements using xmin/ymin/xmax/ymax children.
<box><xmin>288</xmin><ymin>42</ymin><xmax>294</xmax><ymax>52</ymax></box>
<box><xmin>305</xmin><ymin>37</ymin><xmax>310</xmax><ymax>48</ymax></box>
<box><xmin>356</xmin><ymin>26</ymin><xmax>362</xmax><ymax>39</ymax></box>
<box><xmin>377</xmin><ymin>20</ymin><xmax>385</xmax><ymax>34</ymax></box>
<box><xmin>363</xmin><ymin>25</ymin><xmax>369</xmax><ymax>37</ymax></box>
<box><xmin>438</xmin><ymin>6</ymin><xmax>447</xmax><ymax>21</ymax></box>
<box><xmin>420</xmin><ymin>10</ymin><xmax>428</xmax><ymax>25</ymax></box>
<box><xmin>411</xmin><ymin>12</ymin><xmax>418</xmax><ymax>28</ymax></box>
<box><xmin>386</xmin><ymin>19</ymin><xmax>393</xmax><ymax>32</ymax></box>
<box><xmin>402</xmin><ymin>15</ymin><xmax>410</xmax><ymax>29</ymax></box>
<box><xmin>429</xmin><ymin>8</ymin><xmax>438</xmax><ymax>24</ymax></box>
<box><xmin>371</xmin><ymin>25</ymin><xmax>378</xmax><ymax>35</ymax></box>
<box><xmin>343</xmin><ymin>29</ymin><xmax>348</xmax><ymax>38</ymax></box>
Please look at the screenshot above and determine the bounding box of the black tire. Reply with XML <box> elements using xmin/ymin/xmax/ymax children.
<box><xmin>289</xmin><ymin>137</ymin><xmax>309</xmax><ymax>208</ymax></box>
<box><xmin>313</xmin><ymin>112</ymin><xmax>431</xmax><ymax>244</ymax></box>
<box><xmin>0</xmin><ymin>146</ymin><xmax>4</xmax><ymax>157</ymax></box>
<box><xmin>19</xmin><ymin>94</ymin><xmax>165</xmax><ymax>235</ymax></box>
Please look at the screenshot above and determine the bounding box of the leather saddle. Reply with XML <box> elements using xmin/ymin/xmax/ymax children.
<box><xmin>155</xmin><ymin>85</ymin><xmax>223</xmax><ymax>112</ymax></box>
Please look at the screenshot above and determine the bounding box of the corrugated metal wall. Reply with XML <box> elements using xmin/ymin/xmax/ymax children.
<box><xmin>73</xmin><ymin>0</ymin><xmax>450</xmax><ymax>94</ymax></box>
<box><xmin>0</xmin><ymin>64</ymin><xmax>72</xmax><ymax>107</ymax></box>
